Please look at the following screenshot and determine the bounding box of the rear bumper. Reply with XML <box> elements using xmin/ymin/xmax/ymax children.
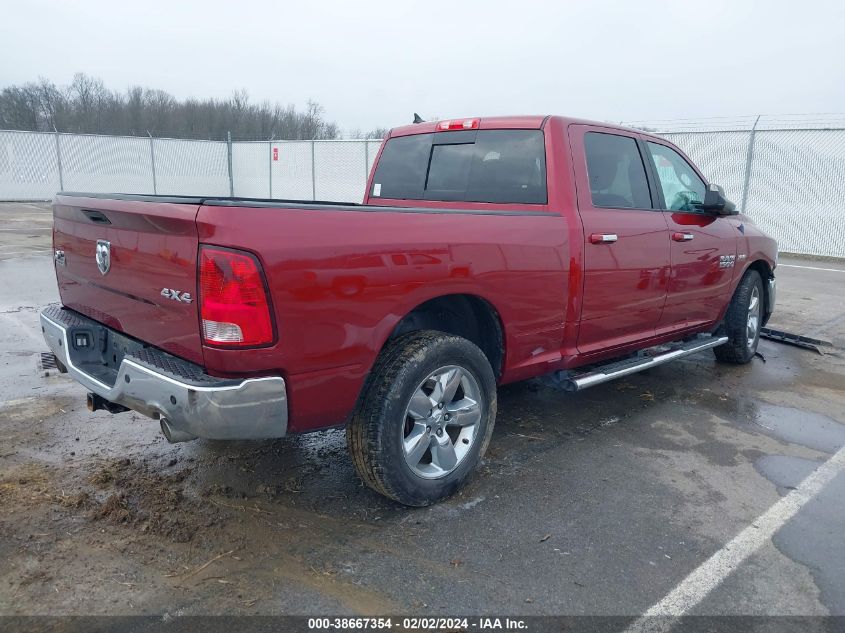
<box><xmin>40</xmin><ymin>307</ymin><xmax>287</xmax><ymax>440</ymax></box>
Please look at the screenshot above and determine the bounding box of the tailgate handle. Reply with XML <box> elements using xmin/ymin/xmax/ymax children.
<box><xmin>82</xmin><ymin>209</ymin><xmax>111</xmax><ymax>225</ymax></box>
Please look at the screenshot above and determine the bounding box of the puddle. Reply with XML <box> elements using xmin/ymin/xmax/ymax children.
<box><xmin>771</xmin><ymin>470</ymin><xmax>845</xmax><ymax>614</ymax></box>
<box><xmin>752</xmin><ymin>433</ymin><xmax>845</xmax><ymax>614</ymax></box>
<box><xmin>754</xmin><ymin>454</ymin><xmax>822</xmax><ymax>495</ymax></box>
<box><xmin>751</xmin><ymin>403</ymin><xmax>845</xmax><ymax>454</ymax></box>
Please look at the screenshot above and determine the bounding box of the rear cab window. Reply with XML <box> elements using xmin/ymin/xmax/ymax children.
<box><xmin>370</xmin><ymin>129</ymin><xmax>547</xmax><ymax>204</ymax></box>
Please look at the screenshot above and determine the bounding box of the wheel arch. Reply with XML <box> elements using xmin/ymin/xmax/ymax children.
<box><xmin>746</xmin><ymin>259</ymin><xmax>774</xmax><ymax>325</ymax></box>
<box><xmin>386</xmin><ymin>293</ymin><xmax>506</xmax><ymax>380</ymax></box>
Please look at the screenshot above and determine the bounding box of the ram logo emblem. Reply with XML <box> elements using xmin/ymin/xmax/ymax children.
<box><xmin>95</xmin><ymin>240</ymin><xmax>111</xmax><ymax>275</ymax></box>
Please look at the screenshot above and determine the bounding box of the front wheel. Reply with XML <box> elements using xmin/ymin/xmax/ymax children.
<box><xmin>347</xmin><ymin>331</ymin><xmax>497</xmax><ymax>506</ymax></box>
<box><xmin>714</xmin><ymin>269</ymin><xmax>764</xmax><ymax>364</ymax></box>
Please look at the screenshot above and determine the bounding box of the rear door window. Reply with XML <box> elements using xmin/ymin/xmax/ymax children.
<box><xmin>371</xmin><ymin>129</ymin><xmax>547</xmax><ymax>204</ymax></box>
<box><xmin>584</xmin><ymin>132</ymin><xmax>653</xmax><ymax>209</ymax></box>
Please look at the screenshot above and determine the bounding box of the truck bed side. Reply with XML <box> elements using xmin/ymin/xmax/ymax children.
<box><xmin>196</xmin><ymin>201</ymin><xmax>575</xmax><ymax>431</ymax></box>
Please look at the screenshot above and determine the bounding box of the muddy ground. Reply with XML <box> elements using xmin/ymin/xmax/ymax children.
<box><xmin>1</xmin><ymin>202</ymin><xmax>844</xmax><ymax>620</ymax></box>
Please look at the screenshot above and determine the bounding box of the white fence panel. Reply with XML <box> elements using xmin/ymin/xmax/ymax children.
<box><xmin>233</xmin><ymin>141</ymin><xmax>270</xmax><ymax>198</ymax></box>
<box><xmin>60</xmin><ymin>134</ymin><xmax>153</xmax><ymax>194</ymax></box>
<box><xmin>271</xmin><ymin>141</ymin><xmax>313</xmax><ymax>201</ymax></box>
<box><xmin>314</xmin><ymin>141</ymin><xmax>368</xmax><ymax>203</ymax></box>
<box><xmin>153</xmin><ymin>139</ymin><xmax>229</xmax><ymax>196</ymax></box>
<box><xmin>744</xmin><ymin>129</ymin><xmax>845</xmax><ymax>259</ymax></box>
<box><xmin>0</xmin><ymin>131</ymin><xmax>60</xmax><ymax>200</ymax></box>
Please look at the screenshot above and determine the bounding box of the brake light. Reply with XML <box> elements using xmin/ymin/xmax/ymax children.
<box><xmin>436</xmin><ymin>118</ymin><xmax>479</xmax><ymax>131</ymax></box>
<box><xmin>198</xmin><ymin>246</ymin><xmax>274</xmax><ymax>347</ymax></box>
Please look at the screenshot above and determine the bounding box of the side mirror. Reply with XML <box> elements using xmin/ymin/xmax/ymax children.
<box><xmin>699</xmin><ymin>184</ymin><xmax>738</xmax><ymax>215</ymax></box>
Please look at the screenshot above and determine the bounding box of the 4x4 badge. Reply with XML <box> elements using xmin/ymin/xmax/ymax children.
<box><xmin>95</xmin><ymin>240</ymin><xmax>111</xmax><ymax>275</ymax></box>
<box><xmin>161</xmin><ymin>288</ymin><xmax>193</xmax><ymax>304</ymax></box>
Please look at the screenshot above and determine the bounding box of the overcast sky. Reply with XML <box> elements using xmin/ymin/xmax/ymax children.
<box><xmin>2</xmin><ymin>0</ymin><xmax>844</xmax><ymax>132</ymax></box>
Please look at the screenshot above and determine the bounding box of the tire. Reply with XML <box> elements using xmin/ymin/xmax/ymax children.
<box><xmin>347</xmin><ymin>330</ymin><xmax>497</xmax><ymax>506</ymax></box>
<box><xmin>713</xmin><ymin>269</ymin><xmax>764</xmax><ymax>364</ymax></box>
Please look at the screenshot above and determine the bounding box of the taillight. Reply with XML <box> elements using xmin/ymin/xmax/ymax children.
<box><xmin>198</xmin><ymin>246</ymin><xmax>274</xmax><ymax>347</ymax></box>
<box><xmin>436</xmin><ymin>118</ymin><xmax>479</xmax><ymax>131</ymax></box>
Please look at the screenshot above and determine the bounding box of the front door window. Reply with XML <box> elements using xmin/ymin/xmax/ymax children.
<box><xmin>647</xmin><ymin>142</ymin><xmax>707</xmax><ymax>211</ymax></box>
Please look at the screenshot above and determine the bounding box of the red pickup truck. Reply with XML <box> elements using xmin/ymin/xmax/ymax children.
<box><xmin>41</xmin><ymin>115</ymin><xmax>777</xmax><ymax>505</ymax></box>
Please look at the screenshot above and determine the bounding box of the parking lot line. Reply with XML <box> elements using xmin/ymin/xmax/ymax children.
<box><xmin>779</xmin><ymin>264</ymin><xmax>845</xmax><ymax>273</ymax></box>
<box><xmin>626</xmin><ymin>444</ymin><xmax>845</xmax><ymax>631</ymax></box>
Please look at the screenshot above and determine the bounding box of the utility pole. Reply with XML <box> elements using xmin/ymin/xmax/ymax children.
<box><xmin>269</xmin><ymin>136</ymin><xmax>274</xmax><ymax>198</ymax></box>
<box><xmin>227</xmin><ymin>131</ymin><xmax>234</xmax><ymax>197</ymax></box>
<box><xmin>311</xmin><ymin>140</ymin><xmax>317</xmax><ymax>201</ymax></box>
<box><xmin>740</xmin><ymin>115</ymin><xmax>762</xmax><ymax>212</ymax></box>
<box><xmin>147</xmin><ymin>131</ymin><xmax>157</xmax><ymax>195</ymax></box>
<box><xmin>53</xmin><ymin>125</ymin><xmax>64</xmax><ymax>192</ymax></box>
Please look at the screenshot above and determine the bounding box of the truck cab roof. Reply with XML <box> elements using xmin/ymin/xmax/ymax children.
<box><xmin>388</xmin><ymin>115</ymin><xmax>645</xmax><ymax>138</ymax></box>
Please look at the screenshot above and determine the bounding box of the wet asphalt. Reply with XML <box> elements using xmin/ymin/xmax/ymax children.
<box><xmin>0</xmin><ymin>202</ymin><xmax>844</xmax><ymax>619</ymax></box>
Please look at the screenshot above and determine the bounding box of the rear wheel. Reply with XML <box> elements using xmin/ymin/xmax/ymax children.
<box><xmin>714</xmin><ymin>269</ymin><xmax>763</xmax><ymax>364</ymax></box>
<box><xmin>347</xmin><ymin>331</ymin><xmax>496</xmax><ymax>506</ymax></box>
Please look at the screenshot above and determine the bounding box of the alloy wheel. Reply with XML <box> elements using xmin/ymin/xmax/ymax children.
<box><xmin>401</xmin><ymin>365</ymin><xmax>483</xmax><ymax>479</ymax></box>
<box><xmin>747</xmin><ymin>285</ymin><xmax>761</xmax><ymax>348</ymax></box>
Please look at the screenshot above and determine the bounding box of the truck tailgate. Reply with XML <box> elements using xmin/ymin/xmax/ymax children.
<box><xmin>52</xmin><ymin>195</ymin><xmax>204</xmax><ymax>365</ymax></box>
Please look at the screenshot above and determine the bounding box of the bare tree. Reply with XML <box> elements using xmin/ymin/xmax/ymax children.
<box><xmin>364</xmin><ymin>128</ymin><xmax>389</xmax><ymax>139</ymax></box>
<box><xmin>125</xmin><ymin>86</ymin><xmax>145</xmax><ymax>134</ymax></box>
<box><xmin>0</xmin><ymin>85</ymin><xmax>40</xmax><ymax>130</ymax></box>
<box><xmin>35</xmin><ymin>77</ymin><xmax>68</xmax><ymax>130</ymax></box>
<box><xmin>0</xmin><ymin>73</ymin><xmax>350</xmax><ymax>140</ymax></box>
<box><xmin>144</xmin><ymin>89</ymin><xmax>176</xmax><ymax>133</ymax></box>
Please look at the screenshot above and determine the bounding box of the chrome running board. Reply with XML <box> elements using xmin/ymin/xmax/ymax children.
<box><xmin>559</xmin><ymin>334</ymin><xmax>729</xmax><ymax>392</ymax></box>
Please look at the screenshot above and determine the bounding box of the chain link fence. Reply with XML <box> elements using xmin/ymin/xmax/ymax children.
<box><xmin>1</xmin><ymin>117</ymin><xmax>843</xmax><ymax>257</ymax></box>
<box><xmin>0</xmin><ymin>129</ymin><xmax>382</xmax><ymax>204</ymax></box>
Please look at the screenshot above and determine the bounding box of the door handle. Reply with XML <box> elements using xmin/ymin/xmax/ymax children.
<box><xmin>672</xmin><ymin>232</ymin><xmax>694</xmax><ymax>242</ymax></box>
<box><xmin>590</xmin><ymin>233</ymin><xmax>618</xmax><ymax>244</ymax></box>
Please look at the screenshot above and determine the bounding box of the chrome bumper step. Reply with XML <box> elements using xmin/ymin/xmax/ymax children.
<box><xmin>40</xmin><ymin>306</ymin><xmax>289</xmax><ymax>441</ymax></box>
<box><xmin>550</xmin><ymin>334</ymin><xmax>729</xmax><ymax>392</ymax></box>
